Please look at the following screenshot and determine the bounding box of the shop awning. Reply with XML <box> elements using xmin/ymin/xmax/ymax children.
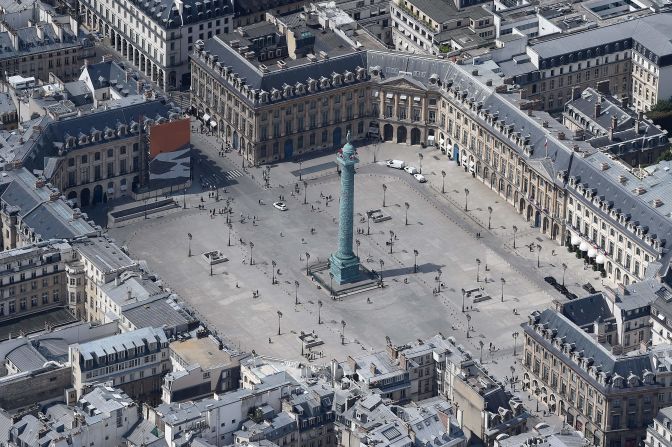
<box><xmin>579</xmin><ymin>241</ymin><xmax>589</xmax><ymax>252</ymax></box>
<box><xmin>107</xmin><ymin>188</ymin><xmax>114</xmax><ymax>194</ymax></box>
<box><xmin>399</xmin><ymin>94</ymin><xmax>407</xmax><ymax>100</ymax></box>
<box><xmin>120</xmin><ymin>184</ymin><xmax>127</xmax><ymax>191</ymax></box>
<box><xmin>413</xmin><ymin>96</ymin><xmax>421</xmax><ymax>102</ymax></box>
<box><xmin>386</xmin><ymin>92</ymin><xmax>394</xmax><ymax>99</ymax></box>
<box><xmin>587</xmin><ymin>248</ymin><xmax>597</xmax><ymax>258</ymax></box>
<box><xmin>596</xmin><ymin>254</ymin><xmax>606</xmax><ymax>264</ymax></box>
<box><xmin>210</xmin><ymin>120</ymin><xmax>217</xmax><ymax>127</ymax></box>
<box><xmin>372</xmin><ymin>91</ymin><xmax>379</xmax><ymax>97</ymax></box>
<box><xmin>571</xmin><ymin>234</ymin><xmax>581</xmax><ymax>245</ymax></box>
<box><xmin>203</xmin><ymin>113</ymin><xmax>211</xmax><ymax>121</ymax></box>
<box><xmin>427</xmin><ymin>135</ymin><xmax>435</xmax><ymax>141</ymax></box>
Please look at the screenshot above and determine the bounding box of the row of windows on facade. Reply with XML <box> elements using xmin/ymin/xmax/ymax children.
<box><xmin>0</xmin><ymin>290</ymin><xmax>60</xmax><ymax>315</ymax></box>
<box><xmin>67</xmin><ymin>159</ymin><xmax>138</xmax><ymax>187</ymax></box>
<box><xmin>532</xmin><ymin>66</ymin><xmax>627</xmax><ymax>94</ymax></box>
<box><xmin>258</xmin><ymin>122</ymin><xmax>367</xmax><ymax>155</ymax></box>
<box><xmin>81</xmin><ymin>346</ymin><xmax>166</xmax><ymax>369</ymax></box>
<box><xmin>0</xmin><ymin>265</ymin><xmax>60</xmax><ymax>286</ymax></box>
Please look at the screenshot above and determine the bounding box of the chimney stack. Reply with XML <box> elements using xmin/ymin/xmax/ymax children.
<box><xmin>571</xmin><ymin>86</ymin><xmax>581</xmax><ymax>101</ymax></box>
<box><xmin>609</xmin><ymin>115</ymin><xmax>618</xmax><ymax>141</ymax></box>
<box><xmin>635</xmin><ymin>110</ymin><xmax>643</xmax><ymax>134</ymax></box>
<box><xmin>594</xmin><ymin>96</ymin><xmax>602</xmax><ymax>119</ymax></box>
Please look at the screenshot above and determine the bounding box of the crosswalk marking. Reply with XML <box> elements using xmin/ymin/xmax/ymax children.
<box><xmin>224</xmin><ymin>170</ymin><xmax>243</xmax><ymax>180</ymax></box>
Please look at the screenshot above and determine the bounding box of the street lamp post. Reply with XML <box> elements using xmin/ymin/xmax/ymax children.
<box><xmin>501</xmin><ymin>277</ymin><xmax>505</xmax><ymax>302</ymax></box>
<box><xmin>277</xmin><ymin>311</ymin><xmax>283</xmax><ymax>335</ymax></box>
<box><xmin>366</xmin><ymin>211</ymin><xmax>371</xmax><ymax>235</ymax></box>
<box><xmin>562</xmin><ymin>263</ymin><xmax>567</xmax><ymax>287</ymax></box>
<box><xmin>355</xmin><ymin>239</ymin><xmax>360</xmax><ymax>258</ymax></box>
<box><xmin>294</xmin><ymin>280</ymin><xmax>300</xmax><ymax>305</ymax></box>
<box><xmin>249</xmin><ymin>242</ymin><xmax>254</xmax><ymax>265</ymax></box>
<box><xmin>512</xmin><ymin>225</ymin><xmax>518</xmax><ymax>249</ymax></box>
<box><xmin>305</xmin><ymin>252</ymin><xmax>311</xmax><ymax>276</ymax></box>
<box><xmin>464</xmin><ymin>188</ymin><xmax>469</xmax><ymax>211</ymax></box>
<box><xmin>418</xmin><ymin>153</ymin><xmax>423</xmax><ymax>174</ymax></box>
<box><xmin>341</xmin><ymin>320</ymin><xmax>346</xmax><ymax>345</ymax></box>
<box><xmin>329</xmin><ymin>272</ymin><xmax>334</xmax><ymax>298</ymax></box>
<box><xmin>228</xmin><ymin>223</ymin><xmax>232</xmax><ymax>247</ymax></box>
<box><xmin>476</xmin><ymin>258</ymin><xmax>481</xmax><ymax>282</ymax></box>
<box><xmin>303</xmin><ymin>180</ymin><xmax>308</xmax><ymax>205</ymax></box>
<box><xmin>405</xmin><ymin>202</ymin><xmax>410</xmax><ymax>225</ymax></box>
<box><xmin>379</xmin><ymin>259</ymin><xmax>384</xmax><ymax>284</ymax></box>
<box><xmin>187</xmin><ymin>233</ymin><xmax>192</xmax><ymax>257</ymax></box>
<box><xmin>461</xmin><ymin>288</ymin><xmax>466</xmax><ymax>312</ymax></box>
<box><xmin>512</xmin><ymin>331</ymin><xmax>519</xmax><ymax>356</ymax></box>
<box><xmin>441</xmin><ymin>170</ymin><xmax>446</xmax><ymax>194</ymax></box>
<box><xmin>536</xmin><ymin>244</ymin><xmax>542</xmax><ymax>268</ymax></box>
<box><xmin>413</xmin><ymin>249</ymin><xmax>419</xmax><ymax>273</ymax></box>
<box><xmin>144</xmin><ymin>199</ymin><xmax>148</xmax><ymax>219</ymax></box>
<box><xmin>317</xmin><ymin>300</ymin><xmax>323</xmax><ymax>324</ymax></box>
<box><xmin>183</xmin><ymin>188</ymin><xmax>187</xmax><ymax>209</ymax></box>
<box><xmin>488</xmin><ymin>206</ymin><xmax>493</xmax><ymax>230</ymax></box>
<box><xmin>479</xmin><ymin>340</ymin><xmax>484</xmax><ymax>363</ymax></box>
<box><xmin>382</xmin><ymin>184</ymin><xmax>387</xmax><ymax>207</ymax></box>
<box><xmin>271</xmin><ymin>261</ymin><xmax>276</xmax><ymax>284</ymax></box>
<box><xmin>389</xmin><ymin>231</ymin><xmax>394</xmax><ymax>254</ymax></box>
<box><xmin>299</xmin><ymin>160</ymin><xmax>303</xmax><ymax>181</ymax></box>
<box><xmin>466</xmin><ymin>314</ymin><xmax>471</xmax><ymax>338</ymax></box>
<box><xmin>437</xmin><ymin>268</ymin><xmax>443</xmax><ymax>291</ymax></box>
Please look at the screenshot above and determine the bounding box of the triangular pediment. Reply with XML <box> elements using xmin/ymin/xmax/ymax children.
<box><xmin>379</xmin><ymin>75</ymin><xmax>428</xmax><ymax>92</ymax></box>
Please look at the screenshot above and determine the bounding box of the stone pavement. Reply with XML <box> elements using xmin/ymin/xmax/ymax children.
<box><xmin>108</xmin><ymin>133</ymin><xmax>600</xmax><ymax>384</ymax></box>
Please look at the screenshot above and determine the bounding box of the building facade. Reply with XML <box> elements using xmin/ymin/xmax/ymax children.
<box><xmin>69</xmin><ymin>326</ymin><xmax>171</xmax><ymax>404</ymax></box>
<box><xmin>522</xmin><ymin>309</ymin><xmax>672</xmax><ymax>447</ymax></box>
<box><xmin>78</xmin><ymin>0</ymin><xmax>234</xmax><ymax>90</ymax></box>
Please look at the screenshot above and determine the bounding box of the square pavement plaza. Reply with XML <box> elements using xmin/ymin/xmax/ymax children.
<box><xmin>109</xmin><ymin>140</ymin><xmax>600</xmax><ymax>379</ymax></box>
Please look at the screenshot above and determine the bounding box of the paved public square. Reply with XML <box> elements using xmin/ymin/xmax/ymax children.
<box><xmin>108</xmin><ymin>129</ymin><xmax>601</xmax><ymax>379</ymax></box>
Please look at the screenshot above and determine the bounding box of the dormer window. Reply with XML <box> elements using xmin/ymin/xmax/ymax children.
<box><xmin>331</xmin><ymin>73</ymin><xmax>341</xmax><ymax>86</ymax></box>
<box><xmin>130</xmin><ymin>122</ymin><xmax>139</xmax><ymax>133</ymax></box>
<box><xmin>283</xmin><ymin>85</ymin><xmax>292</xmax><ymax>98</ymax></box>
<box><xmin>344</xmin><ymin>71</ymin><xmax>354</xmax><ymax>83</ymax></box>
<box><xmin>79</xmin><ymin>134</ymin><xmax>89</xmax><ymax>145</ymax></box>
<box><xmin>118</xmin><ymin>125</ymin><xmax>127</xmax><ymax>136</ymax></box>
<box><xmin>356</xmin><ymin>67</ymin><xmax>366</xmax><ymax>80</ymax></box>
<box><xmin>320</xmin><ymin>77</ymin><xmax>330</xmax><ymax>89</ymax></box>
<box><xmin>260</xmin><ymin>91</ymin><xmax>269</xmax><ymax>103</ymax></box>
<box><xmin>271</xmin><ymin>89</ymin><xmax>281</xmax><ymax>101</ymax></box>
<box><xmin>295</xmin><ymin>83</ymin><xmax>305</xmax><ymax>94</ymax></box>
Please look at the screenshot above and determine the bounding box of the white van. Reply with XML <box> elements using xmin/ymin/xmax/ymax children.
<box><xmin>386</xmin><ymin>159</ymin><xmax>406</xmax><ymax>169</ymax></box>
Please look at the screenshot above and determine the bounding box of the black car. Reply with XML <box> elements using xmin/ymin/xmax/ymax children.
<box><xmin>582</xmin><ymin>283</ymin><xmax>597</xmax><ymax>294</ymax></box>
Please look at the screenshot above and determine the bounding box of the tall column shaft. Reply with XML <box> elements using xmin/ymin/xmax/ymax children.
<box><xmin>337</xmin><ymin>163</ymin><xmax>355</xmax><ymax>259</ymax></box>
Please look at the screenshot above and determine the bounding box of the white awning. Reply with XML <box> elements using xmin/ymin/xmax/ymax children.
<box><xmin>120</xmin><ymin>184</ymin><xmax>127</xmax><ymax>191</ymax></box>
<box><xmin>413</xmin><ymin>96</ymin><xmax>421</xmax><ymax>102</ymax></box>
<box><xmin>571</xmin><ymin>234</ymin><xmax>581</xmax><ymax>245</ymax></box>
<box><xmin>210</xmin><ymin>120</ymin><xmax>217</xmax><ymax>127</ymax></box>
<box><xmin>587</xmin><ymin>248</ymin><xmax>597</xmax><ymax>258</ymax></box>
<box><xmin>203</xmin><ymin>113</ymin><xmax>211</xmax><ymax>121</ymax></box>
<box><xmin>386</xmin><ymin>92</ymin><xmax>394</xmax><ymax>99</ymax></box>
<box><xmin>469</xmin><ymin>160</ymin><xmax>475</xmax><ymax>168</ymax></box>
<box><xmin>372</xmin><ymin>90</ymin><xmax>379</xmax><ymax>97</ymax></box>
<box><xmin>427</xmin><ymin>135</ymin><xmax>435</xmax><ymax>141</ymax></box>
<box><xmin>107</xmin><ymin>188</ymin><xmax>114</xmax><ymax>194</ymax></box>
<box><xmin>596</xmin><ymin>254</ymin><xmax>606</xmax><ymax>264</ymax></box>
<box><xmin>579</xmin><ymin>241</ymin><xmax>589</xmax><ymax>251</ymax></box>
<box><xmin>399</xmin><ymin>94</ymin><xmax>407</xmax><ymax>100</ymax></box>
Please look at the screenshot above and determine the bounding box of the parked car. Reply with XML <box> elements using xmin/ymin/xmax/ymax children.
<box><xmin>544</xmin><ymin>276</ymin><xmax>557</xmax><ymax>286</ymax></box>
<box><xmin>273</xmin><ymin>201</ymin><xmax>288</xmax><ymax>211</ymax></box>
<box><xmin>565</xmin><ymin>291</ymin><xmax>578</xmax><ymax>300</ymax></box>
<box><xmin>582</xmin><ymin>283</ymin><xmax>597</xmax><ymax>294</ymax></box>
<box><xmin>404</xmin><ymin>166</ymin><xmax>419</xmax><ymax>175</ymax></box>
<box><xmin>386</xmin><ymin>160</ymin><xmax>406</xmax><ymax>169</ymax></box>
<box><xmin>413</xmin><ymin>173</ymin><xmax>427</xmax><ymax>183</ymax></box>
